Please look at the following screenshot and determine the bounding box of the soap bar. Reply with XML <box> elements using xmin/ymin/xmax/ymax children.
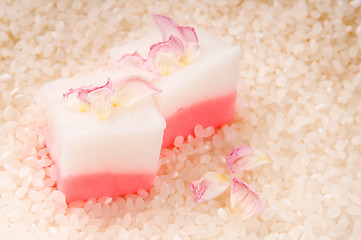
<box><xmin>38</xmin><ymin>71</ymin><xmax>166</xmax><ymax>202</ymax></box>
<box><xmin>111</xmin><ymin>26</ymin><xmax>240</xmax><ymax>148</ymax></box>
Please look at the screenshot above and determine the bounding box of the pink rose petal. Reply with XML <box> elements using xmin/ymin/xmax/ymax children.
<box><xmin>148</xmin><ymin>35</ymin><xmax>184</xmax><ymax>75</ymax></box>
<box><xmin>116</xmin><ymin>51</ymin><xmax>159</xmax><ymax>79</ymax></box>
<box><xmin>88</xmin><ymin>79</ymin><xmax>114</xmax><ymax>120</ymax></box>
<box><xmin>63</xmin><ymin>79</ymin><xmax>114</xmax><ymax>119</ymax></box>
<box><xmin>152</xmin><ymin>14</ymin><xmax>200</xmax><ymax>65</ymax></box>
<box><xmin>230</xmin><ymin>178</ymin><xmax>263</xmax><ymax>219</ymax></box>
<box><xmin>63</xmin><ymin>80</ymin><xmax>113</xmax><ymax>104</ymax></box>
<box><xmin>226</xmin><ymin>146</ymin><xmax>270</xmax><ymax>173</ymax></box>
<box><xmin>111</xmin><ymin>75</ymin><xmax>162</xmax><ymax>108</ymax></box>
<box><xmin>190</xmin><ymin>172</ymin><xmax>230</xmax><ymax>202</ymax></box>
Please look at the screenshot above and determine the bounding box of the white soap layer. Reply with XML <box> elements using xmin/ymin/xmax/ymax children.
<box><xmin>38</xmin><ymin>71</ymin><xmax>166</xmax><ymax>178</ymax></box>
<box><xmin>110</xmin><ymin>28</ymin><xmax>240</xmax><ymax>117</ymax></box>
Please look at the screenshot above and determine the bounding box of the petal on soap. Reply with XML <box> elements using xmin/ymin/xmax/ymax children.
<box><xmin>88</xmin><ymin>79</ymin><xmax>114</xmax><ymax>120</ymax></box>
<box><xmin>111</xmin><ymin>75</ymin><xmax>162</xmax><ymax>108</ymax></box>
<box><xmin>190</xmin><ymin>172</ymin><xmax>230</xmax><ymax>203</ymax></box>
<box><xmin>226</xmin><ymin>146</ymin><xmax>270</xmax><ymax>173</ymax></box>
<box><xmin>63</xmin><ymin>79</ymin><xmax>115</xmax><ymax>117</ymax></box>
<box><xmin>152</xmin><ymin>14</ymin><xmax>200</xmax><ymax>65</ymax></box>
<box><xmin>116</xmin><ymin>51</ymin><xmax>159</xmax><ymax>79</ymax></box>
<box><xmin>230</xmin><ymin>178</ymin><xmax>263</xmax><ymax>219</ymax></box>
<box><xmin>148</xmin><ymin>35</ymin><xmax>184</xmax><ymax>76</ymax></box>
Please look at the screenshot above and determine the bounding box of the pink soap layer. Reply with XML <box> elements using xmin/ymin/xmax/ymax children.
<box><xmin>58</xmin><ymin>172</ymin><xmax>156</xmax><ymax>202</ymax></box>
<box><xmin>43</xmin><ymin>129</ymin><xmax>156</xmax><ymax>202</ymax></box>
<box><xmin>162</xmin><ymin>91</ymin><xmax>237</xmax><ymax>148</ymax></box>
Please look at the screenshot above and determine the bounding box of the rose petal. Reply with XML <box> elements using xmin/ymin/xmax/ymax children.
<box><xmin>64</xmin><ymin>93</ymin><xmax>90</xmax><ymax>113</ymax></box>
<box><xmin>63</xmin><ymin>79</ymin><xmax>114</xmax><ymax>120</ymax></box>
<box><xmin>111</xmin><ymin>75</ymin><xmax>162</xmax><ymax>108</ymax></box>
<box><xmin>148</xmin><ymin>35</ymin><xmax>184</xmax><ymax>76</ymax></box>
<box><xmin>226</xmin><ymin>146</ymin><xmax>270</xmax><ymax>173</ymax></box>
<box><xmin>116</xmin><ymin>51</ymin><xmax>159</xmax><ymax>79</ymax></box>
<box><xmin>152</xmin><ymin>14</ymin><xmax>200</xmax><ymax>65</ymax></box>
<box><xmin>230</xmin><ymin>178</ymin><xmax>263</xmax><ymax>219</ymax></box>
<box><xmin>190</xmin><ymin>172</ymin><xmax>230</xmax><ymax>202</ymax></box>
<box><xmin>88</xmin><ymin>79</ymin><xmax>114</xmax><ymax>120</ymax></box>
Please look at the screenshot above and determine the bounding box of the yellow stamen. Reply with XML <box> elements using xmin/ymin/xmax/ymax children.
<box><xmin>76</xmin><ymin>102</ymin><xmax>89</xmax><ymax>112</ymax></box>
<box><xmin>179</xmin><ymin>57</ymin><xmax>189</xmax><ymax>66</ymax></box>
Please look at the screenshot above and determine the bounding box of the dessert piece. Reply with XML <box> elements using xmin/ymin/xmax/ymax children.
<box><xmin>110</xmin><ymin>15</ymin><xmax>240</xmax><ymax>147</ymax></box>
<box><xmin>38</xmin><ymin>71</ymin><xmax>166</xmax><ymax>202</ymax></box>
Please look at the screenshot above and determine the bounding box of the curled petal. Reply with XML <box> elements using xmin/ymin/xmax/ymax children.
<box><xmin>88</xmin><ymin>79</ymin><xmax>114</xmax><ymax>120</ymax></box>
<box><xmin>148</xmin><ymin>35</ymin><xmax>184</xmax><ymax>76</ymax></box>
<box><xmin>63</xmin><ymin>79</ymin><xmax>114</xmax><ymax>120</ymax></box>
<box><xmin>190</xmin><ymin>172</ymin><xmax>230</xmax><ymax>203</ymax></box>
<box><xmin>152</xmin><ymin>14</ymin><xmax>200</xmax><ymax>65</ymax></box>
<box><xmin>226</xmin><ymin>146</ymin><xmax>270</xmax><ymax>173</ymax></box>
<box><xmin>231</xmin><ymin>178</ymin><xmax>263</xmax><ymax>219</ymax></box>
<box><xmin>111</xmin><ymin>75</ymin><xmax>162</xmax><ymax>108</ymax></box>
<box><xmin>64</xmin><ymin>93</ymin><xmax>90</xmax><ymax>113</ymax></box>
<box><xmin>116</xmin><ymin>51</ymin><xmax>159</xmax><ymax>79</ymax></box>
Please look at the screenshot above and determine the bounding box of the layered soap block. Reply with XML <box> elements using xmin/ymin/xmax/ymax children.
<box><xmin>111</xmin><ymin>23</ymin><xmax>240</xmax><ymax>148</ymax></box>
<box><xmin>38</xmin><ymin>71</ymin><xmax>166</xmax><ymax>202</ymax></box>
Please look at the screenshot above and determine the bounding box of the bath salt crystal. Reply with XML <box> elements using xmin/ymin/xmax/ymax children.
<box><xmin>122</xmin><ymin>212</ymin><xmax>132</xmax><ymax>228</ymax></box>
<box><xmin>217</xmin><ymin>208</ymin><xmax>228</xmax><ymax>221</ymax></box>
<box><xmin>28</xmin><ymin>190</ymin><xmax>45</xmax><ymax>202</ymax></box>
<box><xmin>351</xmin><ymin>135</ymin><xmax>361</xmax><ymax>145</ymax></box>
<box><xmin>0</xmin><ymin>177</ymin><xmax>16</xmax><ymax>190</ymax></box>
<box><xmin>174</xmin><ymin>135</ymin><xmax>184</xmax><ymax>147</ymax></box>
<box><xmin>194</xmin><ymin>125</ymin><xmax>204</xmax><ymax>138</ymax></box>
<box><xmin>347</xmin><ymin>206</ymin><xmax>361</xmax><ymax>216</ymax></box>
<box><xmin>175</xmin><ymin>179</ymin><xmax>185</xmax><ymax>194</ymax></box>
<box><xmin>327</xmin><ymin>207</ymin><xmax>340</xmax><ymax>219</ymax></box>
<box><xmin>200</xmin><ymin>154</ymin><xmax>211</xmax><ymax>164</ymax></box>
<box><xmin>51</xmin><ymin>190</ymin><xmax>66</xmax><ymax>205</ymax></box>
<box><xmin>264</xmin><ymin>233</ymin><xmax>279</xmax><ymax>240</ymax></box>
<box><xmin>194</xmin><ymin>214</ymin><xmax>211</xmax><ymax>225</ymax></box>
<box><xmin>135</xmin><ymin>197</ymin><xmax>145</xmax><ymax>210</ymax></box>
<box><xmin>223</xmin><ymin>126</ymin><xmax>236</xmax><ymax>141</ymax></box>
<box><xmin>137</xmin><ymin>189</ymin><xmax>149</xmax><ymax>200</ymax></box>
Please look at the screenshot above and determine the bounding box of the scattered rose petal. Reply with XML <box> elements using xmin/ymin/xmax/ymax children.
<box><xmin>230</xmin><ymin>178</ymin><xmax>263</xmax><ymax>219</ymax></box>
<box><xmin>116</xmin><ymin>51</ymin><xmax>159</xmax><ymax>79</ymax></box>
<box><xmin>226</xmin><ymin>146</ymin><xmax>270</xmax><ymax>173</ymax></box>
<box><xmin>148</xmin><ymin>35</ymin><xmax>184</xmax><ymax>76</ymax></box>
<box><xmin>152</xmin><ymin>14</ymin><xmax>200</xmax><ymax>65</ymax></box>
<box><xmin>63</xmin><ymin>79</ymin><xmax>114</xmax><ymax>120</ymax></box>
<box><xmin>190</xmin><ymin>171</ymin><xmax>230</xmax><ymax>202</ymax></box>
<box><xmin>111</xmin><ymin>75</ymin><xmax>162</xmax><ymax>108</ymax></box>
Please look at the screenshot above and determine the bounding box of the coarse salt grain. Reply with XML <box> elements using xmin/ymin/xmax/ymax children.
<box><xmin>28</xmin><ymin>190</ymin><xmax>45</xmax><ymax>202</ymax></box>
<box><xmin>326</xmin><ymin>207</ymin><xmax>340</xmax><ymax>219</ymax></box>
<box><xmin>217</xmin><ymin>208</ymin><xmax>228</xmax><ymax>221</ymax></box>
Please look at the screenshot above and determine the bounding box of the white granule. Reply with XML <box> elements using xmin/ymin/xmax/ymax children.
<box><xmin>0</xmin><ymin>0</ymin><xmax>360</xmax><ymax>239</ymax></box>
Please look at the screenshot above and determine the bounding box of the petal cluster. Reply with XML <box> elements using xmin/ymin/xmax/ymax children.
<box><xmin>63</xmin><ymin>76</ymin><xmax>161</xmax><ymax>120</ymax></box>
<box><xmin>116</xmin><ymin>14</ymin><xmax>200</xmax><ymax>77</ymax></box>
<box><xmin>116</xmin><ymin>52</ymin><xmax>159</xmax><ymax>79</ymax></box>
<box><xmin>148</xmin><ymin>35</ymin><xmax>184</xmax><ymax>76</ymax></box>
<box><xmin>190</xmin><ymin>145</ymin><xmax>269</xmax><ymax>220</ymax></box>
<box><xmin>64</xmin><ymin>15</ymin><xmax>197</xmax><ymax>120</ymax></box>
